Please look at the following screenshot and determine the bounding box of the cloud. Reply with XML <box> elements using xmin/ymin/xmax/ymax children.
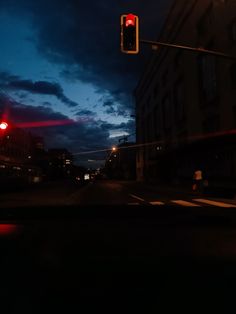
<box><xmin>105</xmin><ymin>106</ymin><xmax>116</xmax><ymax>115</ymax></box>
<box><xmin>100</xmin><ymin>119</ymin><xmax>135</xmax><ymax>135</ymax></box>
<box><xmin>42</xmin><ymin>101</ymin><xmax>53</xmax><ymax>106</ymax></box>
<box><xmin>75</xmin><ymin>109</ymin><xmax>97</xmax><ymax>117</ymax></box>
<box><xmin>102</xmin><ymin>97</ymin><xmax>130</xmax><ymax>118</ymax></box>
<box><xmin>103</xmin><ymin>100</ymin><xmax>113</xmax><ymax>107</ymax></box>
<box><xmin>0</xmin><ymin>0</ymin><xmax>173</xmax><ymax>115</ymax></box>
<box><xmin>0</xmin><ymin>93</ymin><xmax>133</xmax><ymax>165</ymax></box>
<box><xmin>0</xmin><ymin>71</ymin><xmax>79</xmax><ymax>108</ymax></box>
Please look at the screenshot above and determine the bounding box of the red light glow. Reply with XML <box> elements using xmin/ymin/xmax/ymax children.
<box><xmin>125</xmin><ymin>14</ymin><xmax>135</xmax><ymax>27</ymax></box>
<box><xmin>0</xmin><ymin>224</ymin><xmax>18</xmax><ymax>236</ymax></box>
<box><xmin>16</xmin><ymin>119</ymin><xmax>75</xmax><ymax>129</ymax></box>
<box><xmin>0</xmin><ymin>122</ymin><xmax>8</xmax><ymax>130</ymax></box>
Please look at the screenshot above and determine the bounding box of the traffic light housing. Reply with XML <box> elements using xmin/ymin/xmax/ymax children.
<box><xmin>120</xmin><ymin>14</ymin><xmax>139</xmax><ymax>54</ymax></box>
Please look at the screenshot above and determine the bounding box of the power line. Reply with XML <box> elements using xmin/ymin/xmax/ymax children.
<box><xmin>72</xmin><ymin>140</ymin><xmax>164</xmax><ymax>156</ymax></box>
<box><xmin>72</xmin><ymin>126</ymin><xmax>236</xmax><ymax>157</ymax></box>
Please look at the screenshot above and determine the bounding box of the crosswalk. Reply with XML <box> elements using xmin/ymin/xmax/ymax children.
<box><xmin>171</xmin><ymin>200</ymin><xmax>201</xmax><ymax>207</ymax></box>
<box><xmin>128</xmin><ymin>194</ymin><xmax>236</xmax><ymax>207</ymax></box>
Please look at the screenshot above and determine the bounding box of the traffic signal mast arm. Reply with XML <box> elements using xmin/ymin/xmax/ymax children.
<box><xmin>120</xmin><ymin>13</ymin><xmax>236</xmax><ymax>60</ymax></box>
<box><xmin>140</xmin><ymin>39</ymin><xmax>236</xmax><ymax>60</ymax></box>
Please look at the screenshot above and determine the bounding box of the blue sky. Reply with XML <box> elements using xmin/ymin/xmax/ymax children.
<box><xmin>0</xmin><ymin>0</ymin><xmax>172</xmax><ymax>166</ymax></box>
<box><xmin>0</xmin><ymin>10</ymin><xmax>129</xmax><ymax>135</ymax></box>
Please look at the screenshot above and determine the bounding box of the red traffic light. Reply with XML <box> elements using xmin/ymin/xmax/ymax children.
<box><xmin>0</xmin><ymin>122</ymin><xmax>8</xmax><ymax>130</ymax></box>
<box><xmin>125</xmin><ymin>14</ymin><xmax>135</xmax><ymax>27</ymax></box>
<box><xmin>120</xmin><ymin>14</ymin><xmax>139</xmax><ymax>54</ymax></box>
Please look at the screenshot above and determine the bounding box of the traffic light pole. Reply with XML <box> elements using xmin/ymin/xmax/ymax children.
<box><xmin>140</xmin><ymin>39</ymin><xmax>236</xmax><ymax>60</ymax></box>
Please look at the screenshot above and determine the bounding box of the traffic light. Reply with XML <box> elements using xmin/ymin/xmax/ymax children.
<box><xmin>120</xmin><ymin>13</ymin><xmax>139</xmax><ymax>54</ymax></box>
<box><xmin>0</xmin><ymin>122</ymin><xmax>8</xmax><ymax>130</ymax></box>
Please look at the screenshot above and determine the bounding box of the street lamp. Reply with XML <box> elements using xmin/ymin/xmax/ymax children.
<box><xmin>112</xmin><ymin>146</ymin><xmax>117</xmax><ymax>152</ymax></box>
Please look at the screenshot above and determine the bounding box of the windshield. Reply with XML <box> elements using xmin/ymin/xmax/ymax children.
<box><xmin>0</xmin><ymin>0</ymin><xmax>236</xmax><ymax>208</ymax></box>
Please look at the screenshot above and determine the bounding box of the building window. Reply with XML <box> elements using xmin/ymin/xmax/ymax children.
<box><xmin>174</xmin><ymin>51</ymin><xmax>182</xmax><ymax>71</ymax></box>
<box><xmin>174</xmin><ymin>80</ymin><xmax>185</xmax><ymax>122</ymax></box>
<box><xmin>162</xmin><ymin>94</ymin><xmax>171</xmax><ymax>131</ymax></box>
<box><xmin>230</xmin><ymin>63</ymin><xmax>236</xmax><ymax>89</ymax></box>
<box><xmin>197</xmin><ymin>3</ymin><xmax>213</xmax><ymax>37</ymax></box>
<box><xmin>154</xmin><ymin>105</ymin><xmax>161</xmax><ymax>138</ymax></box>
<box><xmin>198</xmin><ymin>54</ymin><xmax>217</xmax><ymax>104</ymax></box>
<box><xmin>232</xmin><ymin>106</ymin><xmax>236</xmax><ymax>127</ymax></box>
<box><xmin>147</xmin><ymin>113</ymin><xmax>153</xmax><ymax>155</ymax></box>
<box><xmin>229</xmin><ymin>19</ymin><xmax>236</xmax><ymax>43</ymax></box>
<box><xmin>162</xmin><ymin>70</ymin><xmax>168</xmax><ymax>87</ymax></box>
<box><xmin>153</xmin><ymin>82</ymin><xmax>159</xmax><ymax>98</ymax></box>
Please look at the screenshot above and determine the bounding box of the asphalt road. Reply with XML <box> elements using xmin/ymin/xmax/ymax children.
<box><xmin>1</xmin><ymin>180</ymin><xmax>236</xmax><ymax>312</ymax></box>
<box><xmin>0</xmin><ymin>178</ymin><xmax>236</xmax><ymax>208</ymax></box>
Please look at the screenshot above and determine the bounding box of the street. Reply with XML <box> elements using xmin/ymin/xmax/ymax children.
<box><xmin>1</xmin><ymin>178</ymin><xmax>236</xmax><ymax>208</ymax></box>
<box><xmin>2</xmin><ymin>179</ymin><xmax>236</xmax><ymax>313</ymax></box>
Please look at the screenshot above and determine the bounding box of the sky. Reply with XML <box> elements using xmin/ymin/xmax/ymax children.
<box><xmin>0</xmin><ymin>0</ymin><xmax>172</xmax><ymax>166</ymax></box>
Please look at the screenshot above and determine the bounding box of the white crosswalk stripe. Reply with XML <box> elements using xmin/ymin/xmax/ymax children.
<box><xmin>129</xmin><ymin>194</ymin><xmax>145</xmax><ymax>202</ymax></box>
<box><xmin>127</xmin><ymin>196</ymin><xmax>236</xmax><ymax>208</ymax></box>
<box><xmin>171</xmin><ymin>200</ymin><xmax>201</xmax><ymax>207</ymax></box>
<box><xmin>150</xmin><ymin>201</ymin><xmax>165</xmax><ymax>205</ymax></box>
<box><xmin>193</xmin><ymin>199</ymin><xmax>236</xmax><ymax>208</ymax></box>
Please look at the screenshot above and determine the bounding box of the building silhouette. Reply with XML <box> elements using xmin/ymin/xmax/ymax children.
<box><xmin>135</xmin><ymin>0</ymin><xmax>236</xmax><ymax>184</ymax></box>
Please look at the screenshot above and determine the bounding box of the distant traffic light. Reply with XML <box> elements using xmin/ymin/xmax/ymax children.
<box><xmin>0</xmin><ymin>122</ymin><xmax>8</xmax><ymax>130</ymax></box>
<box><xmin>120</xmin><ymin>13</ymin><xmax>139</xmax><ymax>54</ymax></box>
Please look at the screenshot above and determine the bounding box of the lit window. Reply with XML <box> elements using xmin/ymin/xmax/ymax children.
<box><xmin>197</xmin><ymin>4</ymin><xmax>213</xmax><ymax>36</ymax></box>
<box><xmin>198</xmin><ymin>54</ymin><xmax>217</xmax><ymax>103</ymax></box>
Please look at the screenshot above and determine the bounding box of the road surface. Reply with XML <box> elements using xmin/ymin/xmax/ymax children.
<box><xmin>0</xmin><ymin>179</ymin><xmax>236</xmax><ymax>208</ymax></box>
<box><xmin>1</xmin><ymin>179</ymin><xmax>236</xmax><ymax>312</ymax></box>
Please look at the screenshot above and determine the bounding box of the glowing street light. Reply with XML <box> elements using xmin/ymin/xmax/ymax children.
<box><xmin>112</xmin><ymin>146</ymin><xmax>117</xmax><ymax>152</ymax></box>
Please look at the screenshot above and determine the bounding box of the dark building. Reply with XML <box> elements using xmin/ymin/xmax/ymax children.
<box><xmin>47</xmin><ymin>148</ymin><xmax>73</xmax><ymax>179</ymax></box>
<box><xmin>0</xmin><ymin>125</ymin><xmax>44</xmax><ymax>185</ymax></box>
<box><xmin>134</xmin><ymin>0</ymin><xmax>236</xmax><ymax>184</ymax></box>
<box><xmin>0</xmin><ymin>126</ymin><xmax>32</xmax><ymax>164</ymax></box>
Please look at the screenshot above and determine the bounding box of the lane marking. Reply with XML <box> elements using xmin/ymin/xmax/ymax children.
<box><xmin>129</xmin><ymin>194</ymin><xmax>145</xmax><ymax>202</ymax></box>
<box><xmin>150</xmin><ymin>201</ymin><xmax>165</xmax><ymax>205</ymax></box>
<box><xmin>127</xmin><ymin>203</ymin><xmax>140</xmax><ymax>205</ymax></box>
<box><xmin>193</xmin><ymin>199</ymin><xmax>236</xmax><ymax>208</ymax></box>
<box><xmin>171</xmin><ymin>200</ymin><xmax>201</xmax><ymax>207</ymax></box>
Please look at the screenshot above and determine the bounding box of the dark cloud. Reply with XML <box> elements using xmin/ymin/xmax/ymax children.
<box><xmin>0</xmin><ymin>72</ymin><xmax>79</xmax><ymax>108</ymax></box>
<box><xmin>102</xmin><ymin>98</ymin><xmax>130</xmax><ymax>118</ymax></box>
<box><xmin>105</xmin><ymin>106</ymin><xmax>116</xmax><ymax>115</ymax></box>
<box><xmin>103</xmin><ymin>100</ymin><xmax>113</xmax><ymax>107</ymax></box>
<box><xmin>100</xmin><ymin>119</ymin><xmax>135</xmax><ymax>134</ymax></box>
<box><xmin>15</xmin><ymin>92</ymin><xmax>28</xmax><ymax>100</ymax></box>
<box><xmin>0</xmin><ymin>0</ymin><xmax>173</xmax><ymax>115</ymax></box>
<box><xmin>0</xmin><ymin>93</ymin><xmax>133</xmax><ymax>165</ymax></box>
<box><xmin>75</xmin><ymin>109</ymin><xmax>97</xmax><ymax>117</ymax></box>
